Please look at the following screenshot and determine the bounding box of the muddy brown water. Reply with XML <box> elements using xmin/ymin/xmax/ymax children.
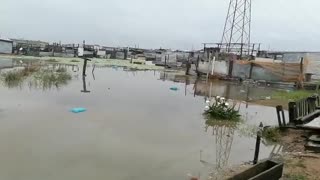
<box><xmin>0</xmin><ymin>62</ymin><xmax>283</xmax><ymax>180</ymax></box>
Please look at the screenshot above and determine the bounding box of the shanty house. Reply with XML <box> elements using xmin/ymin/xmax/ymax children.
<box><xmin>0</xmin><ymin>39</ymin><xmax>13</xmax><ymax>54</ymax></box>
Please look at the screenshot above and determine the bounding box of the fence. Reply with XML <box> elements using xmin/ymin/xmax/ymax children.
<box><xmin>234</xmin><ymin>60</ymin><xmax>305</xmax><ymax>82</ymax></box>
<box><xmin>276</xmin><ymin>95</ymin><xmax>320</xmax><ymax>127</ymax></box>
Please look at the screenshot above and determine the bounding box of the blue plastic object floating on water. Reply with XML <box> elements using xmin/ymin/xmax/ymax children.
<box><xmin>170</xmin><ymin>87</ymin><xmax>179</xmax><ymax>91</ymax></box>
<box><xmin>71</xmin><ymin>107</ymin><xmax>87</xmax><ymax>113</ymax></box>
<box><xmin>112</xmin><ymin>66</ymin><xmax>118</xmax><ymax>70</ymax></box>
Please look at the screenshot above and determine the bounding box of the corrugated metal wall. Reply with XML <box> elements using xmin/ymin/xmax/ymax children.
<box><xmin>0</xmin><ymin>41</ymin><xmax>13</xmax><ymax>54</ymax></box>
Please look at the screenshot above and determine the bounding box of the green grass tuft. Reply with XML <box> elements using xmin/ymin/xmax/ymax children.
<box><xmin>272</xmin><ymin>90</ymin><xmax>316</xmax><ymax>101</ymax></box>
<box><xmin>261</xmin><ymin>127</ymin><xmax>281</xmax><ymax>143</ymax></box>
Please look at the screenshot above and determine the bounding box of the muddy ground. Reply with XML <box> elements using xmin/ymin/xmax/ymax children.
<box><xmin>281</xmin><ymin>129</ymin><xmax>320</xmax><ymax>180</ymax></box>
<box><xmin>218</xmin><ymin>129</ymin><xmax>320</xmax><ymax>180</ymax></box>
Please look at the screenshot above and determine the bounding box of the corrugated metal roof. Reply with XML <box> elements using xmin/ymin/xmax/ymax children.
<box><xmin>0</xmin><ymin>38</ymin><xmax>13</xmax><ymax>43</ymax></box>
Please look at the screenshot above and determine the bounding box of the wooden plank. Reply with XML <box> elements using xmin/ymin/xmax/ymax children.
<box><xmin>228</xmin><ymin>160</ymin><xmax>283</xmax><ymax>180</ymax></box>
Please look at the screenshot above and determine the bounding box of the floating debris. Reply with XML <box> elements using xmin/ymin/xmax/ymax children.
<box><xmin>170</xmin><ymin>87</ymin><xmax>179</xmax><ymax>91</ymax></box>
<box><xmin>70</xmin><ymin>107</ymin><xmax>87</xmax><ymax>113</ymax></box>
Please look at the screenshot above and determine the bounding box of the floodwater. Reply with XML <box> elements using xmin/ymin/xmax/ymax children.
<box><xmin>0</xmin><ymin>60</ymin><xmax>282</xmax><ymax>180</ymax></box>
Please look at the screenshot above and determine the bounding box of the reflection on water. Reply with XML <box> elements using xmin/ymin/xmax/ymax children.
<box><xmin>0</xmin><ymin>59</ymin><xmax>282</xmax><ymax>180</ymax></box>
<box><xmin>81</xmin><ymin>75</ymin><xmax>91</xmax><ymax>93</ymax></box>
<box><xmin>160</xmin><ymin>71</ymin><xmax>277</xmax><ymax>103</ymax></box>
<box><xmin>203</xmin><ymin>121</ymin><xmax>236</xmax><ymax>179</ymax></box>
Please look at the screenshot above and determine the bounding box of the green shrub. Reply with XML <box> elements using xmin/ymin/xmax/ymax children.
<box><xmin>204</xmin><ymin>96</ymin><xmax>241</xmax><ymax>121</ymax></box>
<box><xmin>261</xmin><ymin>127</ymin><xmax>281</xmax><ymax>143</ymax></box>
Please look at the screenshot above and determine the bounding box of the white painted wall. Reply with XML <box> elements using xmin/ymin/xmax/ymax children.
<box><xmin>198</xmin><ymin>60</ymin><xmax>228</xmax><ymax>75</ymax></box>
<box><xmin>78</xmin><ymin>47</ymin><xmax>84</xmax><ymax>57</ymax></box>
<box><xmin>213</xmin><ymin>61</ymin><xmax>228</xmax><ymax>75</ymax></box>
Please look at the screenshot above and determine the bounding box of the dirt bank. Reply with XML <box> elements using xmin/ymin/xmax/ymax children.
<box><xmin>212</xmin><ymin>129</ymin><xmax>320</xmax><ymax>180</ymax></box>
<box><xmin>281</xmin><ymin>129</ymin><xmax>320</xmax><ymax>180</ymax></box>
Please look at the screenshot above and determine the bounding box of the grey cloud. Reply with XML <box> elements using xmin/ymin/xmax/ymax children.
<box><xmin>1</xmin><ymin>0</ymin><xmax>319</xmax><ymax>51</ymax></box>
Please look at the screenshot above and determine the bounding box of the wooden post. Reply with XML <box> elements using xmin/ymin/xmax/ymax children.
<box><xmin>196</xmin><ymin>55</ymin><xmax>200</xmax><ymax>69</ymax></box>
<box><xmin>228</xmin><ymin>55</ymin><xmax>234</xmax><ymax>77</ymax></box>
<box><xmin>251</xmin><ymin>44</ymin><xmax>255</xmax><ymax>58</ymax></box>
<box><xmin>82</xmin><ymin>58</ymin><xmax>91</xmax><ymax>76</ymax></box>
<box><xmin>300</xmin><ymin>57</ymin><xmax>304</xmax><ymax>76</ymax></box>
<box><xmin>249</xmin><ymin>62</ymin><xmax>254</xmax><ymax>79</ymax></box>
<box><xmin>276</xmin><ymin>106</ymin><xmax>283</xmax><ymax>127</ymax></box>
<box><xmin>186</xmin><ymin>58</ymin><xmax>191</xmax><ymax>75</ymax></box>
<box><xmin>81</xmin><ymin>75</ymin><xmax>90</xmax><ymax>93</ymax></box>
<box><xmin>288</xmin><ymin>101</ymin><xmax>297</xmax><ymax>123</ymax></box>
<box><xmin>165</xmin><ymin>55</ymin><xmax>167</xmax><ymax>67</ymax></box>
<box><xmin>297</xmin><ymin>57</ymin><xmax>304</xmax><ymax>89</ymax></box>
<box><xmin>281</xmin><ymin>106</ymin><xmax>286</xmax><ymax>126</ymax></box>
<box><xmin>276</xmin><ymin>106</ymin><xmax>286</xmax><ymax>127</ymax></box>
<box><xmin>124</xmin><ymin>48</ymin><xmax>128</xmax><ymax>60</ymax></box>
<box><xmin>253</xmin><ymin>122</ymin><xmax>263</xmax><ymax>164</ymax></box>
<box><xmin>211</xmin><ymin>56</ymin><xmax>216</xmax><ymax>75</ymax></box>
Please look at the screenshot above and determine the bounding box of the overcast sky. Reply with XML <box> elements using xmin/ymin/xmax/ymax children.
<box><xmin>1</xmin><ymin>0</ymin><xmax>320</xmax><ymax>51</ymax></box>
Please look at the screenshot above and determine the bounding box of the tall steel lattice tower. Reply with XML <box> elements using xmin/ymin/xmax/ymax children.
<box><xmin>220</xmin><ymin>0</ymin><xmax>252</xmax><ymax>57</ymax></box>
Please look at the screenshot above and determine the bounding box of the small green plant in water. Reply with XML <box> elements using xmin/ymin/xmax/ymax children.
<box><xmin>204</xmin><ymin>96</ymin><xmax>241</xmax><ymax>121</ymax></box>
<box><xmin>261</xmin><ymin>126</ymin><xmax>281</xmax><ymax>143</ymax></box>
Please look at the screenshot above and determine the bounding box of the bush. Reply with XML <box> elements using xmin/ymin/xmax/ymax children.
<box><xmin>204</xmin><ymin>96</ymin><xmax>241</xmax><ymax>121</ymax></box>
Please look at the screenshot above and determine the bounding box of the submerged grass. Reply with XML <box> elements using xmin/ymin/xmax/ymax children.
<box><xmin>1</xmin><ymin>65</ymin><xmax>72</xmax><ymax>90</ymax></box>
<box><xmin>1</xmin><ymin>66</ymin><xmax>40</xmax><ymax>87</ymax></box>
<box><xmin>34</xmin><ymin>69</ymin><xmax>72</xmax><ymax>89</ymax></box>
<box><xmin>272</xmin><ymin>90</ymin><xmax>316</xmax><ymax>101</ymax></box>
<box><xmin>2</xmin><ymin>71</ymin><xmax>24</xmax><ymax>87</ymax></box>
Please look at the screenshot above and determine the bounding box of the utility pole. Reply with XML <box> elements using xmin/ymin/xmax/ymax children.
<box><xmin>221</xmin><ymin>0</ymin><xmax>252</xmax><ymax>58</ymax></box>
